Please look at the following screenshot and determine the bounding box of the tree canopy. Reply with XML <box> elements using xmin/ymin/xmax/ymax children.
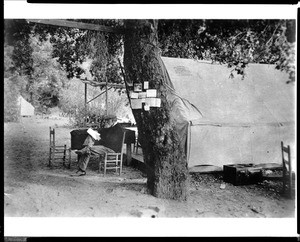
<box><xmin>158</xmin><ymin>19</ymin><xmax>295</xmax><ymax>82</ymax></box>
<box><xmin>4</xmin><ymin>18</ymin><xmax>296</xmax><ymax>110</ymax></box>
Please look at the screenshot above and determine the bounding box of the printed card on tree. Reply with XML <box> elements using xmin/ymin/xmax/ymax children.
<box><xmin>130</xmin><ymin>92</ymin><xmax>139</xmax><ymax>99</ymax></box>
<box><xmin>131</xmin><ymin>99</ymin><xmax>142</xmax><ymax>109</ymax></box>
<box><xmin>146</xmin><ymin>89</ymin><xmax>157</xmax><ymax>97</ymax></box>
<box><xmin>138</xmin><ymin>92</ymin><xmax>147</xmax><ymax>99</ymax></box>
<box><xmin>155</xmin><ymin>98</ymin><xmax>161</xmax><ymax>107</ymax></box>
<box><xmin>144</xmin><ymin>103</ymin><xmax>150</xmax><ymax>111</ymax></box>
<box><xmin>146</xmin><ymin>98</ymin><xmax>161</xmax><ymax>107</ymax></box>
<box><xmin>134</xmin><ymin>83</ymin><xmax>142</xmax><ymax>92</ymax></box>
<box><xmin>147</xmin><ymin>98</ymin><xmax>155</xmax><ymax>106</ymax></box>
<box><xmin>144</xmin><ymin>81</ymin><xmax>149</xmax><ymax>89</ymax></box>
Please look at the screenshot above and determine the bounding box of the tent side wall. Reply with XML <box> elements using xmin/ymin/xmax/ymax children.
<box><xmin>188</xmin><ymin>123</ymin><xmax>295</xmax><ymax>169</ymax></box>
<box><xmin>161</xmin><ymin>57</ymin><xmax>295</xmax><ymax>170</ymax></box>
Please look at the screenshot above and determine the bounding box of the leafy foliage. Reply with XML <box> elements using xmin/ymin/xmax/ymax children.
<box><xmin>4</xmin><ymin>22</ymin><xmax>69</xmax><ymax>114</ymax></box>
<box><xmin>5</xmin><ymin>19</ymin><xmax>295</xmax><ymax>84</ymax></box>
<box><xmin>47</xmin><ymin>19</ymin><xmax>124</xmax><ymax>82</ymax></box>
<box><xmin>5</xmin><ymin>19</ymin><xmax>34</xmax><ymax>77</ymax></box>
<box><xmin>158</xmin><ymin>19</ymin><xmax>296</xmax><ymax>82</ymax></box>
<box><xmin>4</xmin><ymin>45</ymin><xmax>15</xmax><ymax>78</ymax></box>
<box><xmin>29</xmin><ymin>35</ymin><xmax>68</xmax><ymax>111</ymax></box>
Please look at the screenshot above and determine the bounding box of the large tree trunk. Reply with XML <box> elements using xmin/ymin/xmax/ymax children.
<box><xmin>123</xmin><ymin>20</ymin><xmax>189</xmax><ymax>201</ymax></box>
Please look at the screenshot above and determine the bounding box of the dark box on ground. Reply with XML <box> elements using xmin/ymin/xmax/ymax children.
<box><xmin>223</xmin><ymin>164</ymin><xmax>263</xmax><ymax>185</ymax></box>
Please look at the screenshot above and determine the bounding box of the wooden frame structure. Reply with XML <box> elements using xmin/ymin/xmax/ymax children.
<box><xmin>81</xmin><ymin>78</ymin><xmax>125</xmax><ymax>126</ymax></box>
<box><xmin>27</xmin><ymin>19</ymin><xmax>125</xmax><ymax>34</ymax></box>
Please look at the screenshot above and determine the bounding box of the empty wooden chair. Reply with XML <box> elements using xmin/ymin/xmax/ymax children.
<box><xmin>98</xmin><ymin>131</ymin><xmax>126</xmax><ymax>176</ymax></box>
<box><xmin>49</xmin><ymin>127</ymin><xmax>67</xmax><ymax>167</ymax></box>
<box><xmin>281</xmin><ymin>141</ymin><xmax>293</xmax><ymax>198</ymax></box>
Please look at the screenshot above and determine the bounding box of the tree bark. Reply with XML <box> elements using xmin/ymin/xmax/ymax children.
<box><xmin>123</xmin><ymin>20</ymin><xmax>189</xmax><ymax>201</ymax></box>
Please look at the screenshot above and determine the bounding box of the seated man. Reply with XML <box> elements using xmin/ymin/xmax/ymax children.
<box><xmin>73</xmin><ymin>128</ymin><xmax>103</xmax><ymax>176</ymax></box>
<box><xmin>95</xmin><ymin>115</ymin><xmax>124</xmax><ymax>154</ymax></box>
<box><xmin>73</xmin><ymin>115</ymin><xmax>124</xmax><ymax>176</ymax></box>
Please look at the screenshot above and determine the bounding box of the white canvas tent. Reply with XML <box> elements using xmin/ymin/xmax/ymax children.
<box><xmin>161</xmin><ymin>56</ymin><xmax>296</xmax><ymax>171</ymax></box>
<box><xmin>17</xmin><ymin>96</ymin><xmax>35</xmax><ymax>116</ymax></box>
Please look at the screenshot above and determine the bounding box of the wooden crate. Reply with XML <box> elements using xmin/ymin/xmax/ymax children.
<box><xmin>223</xmin><ymin>164</ymin><xmax>263</xmax><ymax>185</ymax></box>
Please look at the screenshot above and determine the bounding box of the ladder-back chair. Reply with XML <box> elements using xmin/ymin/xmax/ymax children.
<box><xmin>98</xmin><ymin>131</ymin><xmax>126</xmax><ymax>176</ymax></box>
<box><xmin>281</xmin><ymin>141</ymin><xmax>293</xmax><ymax>198</ymax></box>
<box><xmin>49</xmin><ymin>127</ymin><xmax>67</xmax><ymax>167</ymax></box>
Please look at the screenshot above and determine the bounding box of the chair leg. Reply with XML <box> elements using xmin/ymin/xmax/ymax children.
<box><xmin>282</xmin><ymin>169</ymin><xmax>286</xmax><ymax>195</ymax></box>
<box><xmin>62</xmin><ymin>145</ymin><xmax>66</xmax><ymax>167</ymax></box>
<box><xmin>98</xmin><ymin>155</ymin><xmax>102</xmax><ymax>173</ymax></box>
<box><xmin>68</xmin><ymin>148</ymin><xmax>71</xmax><ymax>169</ymax></box>
<box><xmin>119</xmin><ymin>155</ymin><xmax>122</xmax><ymax>175</ymax></box>
<box><xmin>288</xmin><ymin>172</ymin><xmax>292</xmax><ymax>198</ymax></box>
<box><xmin>49</xmin><ymin>147</ymin><xmax>52</xmax><ymax>167</ymax></box>
<box><xmin>52</xmin><ymin>147</ymin><xmax>55</xmax><ymax>164</ymax></box>
<box><xmin>63</xmin><ymin>145</ymin><xmax>66</xmax><ymax>161</ymax></box>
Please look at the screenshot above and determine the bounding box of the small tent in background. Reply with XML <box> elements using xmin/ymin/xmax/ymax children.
<box><xmin>160</xmin><ymin>56</ymin><xmax>295</xmax><ymax>171</ymax></box>
<box><xmin>17</xmin><ymin>96</ymin><xmax>35</xmax><ymax>117</ymax></box>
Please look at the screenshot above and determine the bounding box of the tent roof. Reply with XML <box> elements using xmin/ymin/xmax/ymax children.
<box><xmin>161</xmin><ymin>57</ymin><xmax>295</xmax><ymax>126</ymax></box>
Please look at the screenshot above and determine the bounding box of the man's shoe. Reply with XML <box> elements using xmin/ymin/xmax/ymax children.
<box><xmin>79</xmin><ymin>171</ymin><xmax>86</xmax><ymax>176</ymax></box>
<box><xmin>76</xmin><ymin>169</ymin><xmax>86</xmax><ymax>176</ymax></box>
<box><xmin>70</xmin><ymin>169</ymin><xmax>86</xmax><ymax>177</ymax></box>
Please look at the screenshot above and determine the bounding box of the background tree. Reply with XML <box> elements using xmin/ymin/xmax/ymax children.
<box><xmin>29</xmin><ymin>35</ymin><xmax>69</xmax><ymax>112</ymax></box>
<box><xmin>124</xmin><ymin>20</ymin><xmax>189</xmax><ymax>200</ymax></box>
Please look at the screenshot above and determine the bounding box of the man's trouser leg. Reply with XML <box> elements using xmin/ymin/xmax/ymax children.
<box><xmin>78</xmin><ymin>147</ymin><xmax>91</xmax><ymax>172</ymax></box>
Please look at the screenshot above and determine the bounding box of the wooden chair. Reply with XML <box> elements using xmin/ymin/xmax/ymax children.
<box><xmin>281</xmin><ymin>141</ymin><xmax>292</xmax><ymax>198</ymax></box>
<box><xmin>98</xmin><ymin>131</ymin><xmax>126</xmax><ymax>176</ymax></box>
<box><xmin>49</xmin><ymin>127</ymin><xmax>67</xmax><ymax>167</ymax></box>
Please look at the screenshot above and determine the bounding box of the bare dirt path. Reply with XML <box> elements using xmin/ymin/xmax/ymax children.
<box><xmin>4</xmin><ymin>115</ymin><xmax>295</xmax><ymax>218</ymax></box>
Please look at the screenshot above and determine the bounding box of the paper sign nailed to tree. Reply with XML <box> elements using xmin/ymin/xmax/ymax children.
<box><xmin>146</xmin><ymin>89</ymin><xmax>157</xmax><ymax>97</ymax></box>
<box><xmin>131</xmin><ymin>99</ymin><xmax>142</xmax><ymax>109</ymax></box>
<box><xmin>134</xmin><ymin>83</ymin><xmax>143</xmax><ymax>92</ymax></box>
<box><xmin>138</xmin><ymin>92</ymin><xmax>147</xmax><ymax>99</ymax></box>
<box><xmin>130</xmin><ymin>91</ymin><xmax>139</xmax><ymax>99</ymax></box>
<box><xmin>146</xmin><ymin>98</ymin><xmax>161</xmax><ymax>107</ymax></box>
<box><xmin>144</xmin><ymin>81</ymin><xmax>149</xmax><ymax>89</ymax></box>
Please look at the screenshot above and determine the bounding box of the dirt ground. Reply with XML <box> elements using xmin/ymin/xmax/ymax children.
<box><xmin>4</xmin><ymin>113</ymin><xmax>296</xmax><ymax>219</ymax></box>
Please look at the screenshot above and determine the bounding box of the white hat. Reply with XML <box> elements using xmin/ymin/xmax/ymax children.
<box><xmin>87</xmin><ymin>128</ymin><xmax>101</xmax><ymax>141</ymax></box>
